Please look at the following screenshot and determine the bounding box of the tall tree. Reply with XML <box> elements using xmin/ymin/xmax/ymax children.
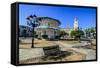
<box><xmin>70</xmin><ymin>30</ymin><xmax>84</xmax><ymax>41</ymax></box>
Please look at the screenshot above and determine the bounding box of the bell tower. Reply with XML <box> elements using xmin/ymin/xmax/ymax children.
<box><xmin>74</xmin><ymin>17</ymin><xmax>79</xmax><ymax>31</ymax></box>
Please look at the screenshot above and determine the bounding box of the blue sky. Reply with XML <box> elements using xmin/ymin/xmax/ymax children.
<box><xmin>19</xmin><ymin>4</ymin><xmax>96</xmax><ymax>29</ymax></box>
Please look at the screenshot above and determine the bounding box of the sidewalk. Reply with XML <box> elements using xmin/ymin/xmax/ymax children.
<box><xmin>54</xmin><ymin>41</ymin><xmax>96</xmax><ymax>60</ymax></box>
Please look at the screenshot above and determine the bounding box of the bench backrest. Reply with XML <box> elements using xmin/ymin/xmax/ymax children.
<box><xmin>43</xmin><ymin>45</ymin><xmax>60</xmax><ymax>56</ymax></box>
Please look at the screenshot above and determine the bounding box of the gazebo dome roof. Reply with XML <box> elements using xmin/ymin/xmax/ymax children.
<box><xmin>37</xmin><ymin>17</ymin><xmax>61</xmax><ymax>25</ymax></box>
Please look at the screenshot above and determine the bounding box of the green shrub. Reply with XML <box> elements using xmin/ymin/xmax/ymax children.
<box><xmin>38</xmin><ymin>37</ymin><xmax>42</xmax><ymax>40</ymax></box>
<box><xmin>42</xmin><ymin>35</ymin><xmax>48</xmax><ymax>39</ymax></box>
<box><xmin>34</xmin><ymin>35</ymin><xmax>38</xmax><ymax>38</ymax></box>
<box><xmin>55</xmin><ymin>36</ymin><xmax>60</xmax><ymax>39</ymax></box>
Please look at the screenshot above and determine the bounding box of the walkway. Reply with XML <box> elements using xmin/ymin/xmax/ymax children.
<box><xmin>54</xmin><ymin>41</ymin><xmax>96</xmax><ymax>60</ymax></box>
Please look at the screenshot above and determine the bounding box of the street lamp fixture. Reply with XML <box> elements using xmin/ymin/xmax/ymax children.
<box><xmin>26</xmin><ymin>14</ymin><xmax>39</xmax><ymax>48</ymax></box>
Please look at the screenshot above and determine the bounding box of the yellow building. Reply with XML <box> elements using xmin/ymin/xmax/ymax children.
<box><xmin>36</xmin><ymin>17</ymin><xmax>61</xmax><ymax>39</ymax></box>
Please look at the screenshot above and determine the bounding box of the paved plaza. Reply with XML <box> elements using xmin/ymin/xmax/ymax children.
<box><xmin>19</xmin><ymin>38</ymin><xmax>96</xmax><ymax>64</ymax></box>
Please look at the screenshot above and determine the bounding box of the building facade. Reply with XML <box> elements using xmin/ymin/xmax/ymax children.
<box><xmin>19</xmin><ymin>25</ymin><xmax>32</xmax><ymax>37</ymax></box>
<box><xmin>36</xmin><ymin>17</ymin><xmax>61</xmax><ymax>39</ymax></box>
<box><xmin>19</xmin><ymin>17</ymin><xmax>61</xmax><ymax>39</ymax></box>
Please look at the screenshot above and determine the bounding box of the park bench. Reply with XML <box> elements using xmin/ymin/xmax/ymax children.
<box><xmin>42</xmin><ymin>45</ymin><xmax>71</xmax><ymax>61</ymax></box>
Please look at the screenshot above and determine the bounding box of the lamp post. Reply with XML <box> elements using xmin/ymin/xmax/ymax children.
<box><xmin>26</xmin><ymin>15</ymin><xmax>39</xmax><ymax>48</ymax></box>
